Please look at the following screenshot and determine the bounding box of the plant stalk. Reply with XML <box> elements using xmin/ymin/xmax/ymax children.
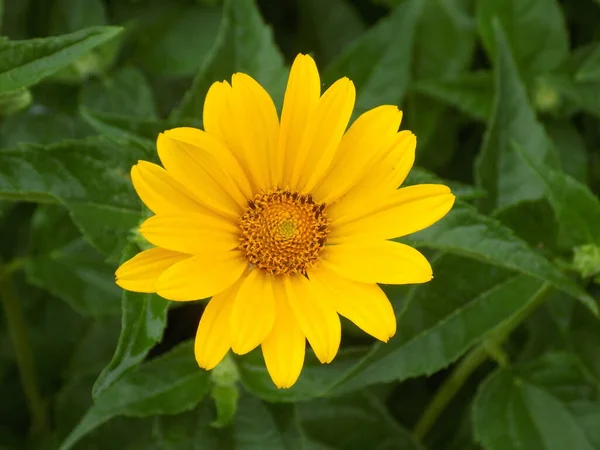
<box><xmin>0</xmin><ymin>262</ymin><xmax>49</xmax><ymax>434</ymax></box>
<box><xmin>413</xmin><ymin>282</ymin><xmax>553</xmax><ymax>441</ymax></box>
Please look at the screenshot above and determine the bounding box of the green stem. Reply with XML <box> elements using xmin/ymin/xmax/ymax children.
<box><xmin>414</xmin><ymin>343</ymin><xmax>488</xmax><ymax>440</ymax></box>
<box><xmin>0</xmin><ymin>257</ymin><xmax>26</xmax><ymax>283</ymax></box>
<box><xmin>413</xmin><ymin>282</ymin><xmax>553</xmax><ymax>441</ymax></box>
<box><xmin>482</xmin><ymin>340</ymin><xmax>509</xmax><ymax>367</ymax></box>
<box><xmin>0</xmin><ymin>262</ymin><xmax>49</xmax><ymax>434</ymax></box>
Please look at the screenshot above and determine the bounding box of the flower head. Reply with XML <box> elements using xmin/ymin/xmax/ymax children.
<box><xmin>115</xmin><ymin>54</ymin><xmax>455</xmax><ymax>388</ymax></box>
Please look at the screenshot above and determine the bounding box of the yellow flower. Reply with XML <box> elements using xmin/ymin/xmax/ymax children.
<box><xmin>115</xmin><ymin>54</ymin><xmax>455</xmax><ymax>389</ymax></box>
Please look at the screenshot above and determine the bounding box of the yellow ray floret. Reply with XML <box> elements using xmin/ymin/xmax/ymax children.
<box><xmin>115</xmin><ymin>53</ymin><xmax>455</xmax><ymax>389</ymax></box>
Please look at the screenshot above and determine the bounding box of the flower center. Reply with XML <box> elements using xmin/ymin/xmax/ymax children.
<box><xmin>238</xmin><ymin>189</ymin><xmax>329</xmax><ymax>275</ymax></box>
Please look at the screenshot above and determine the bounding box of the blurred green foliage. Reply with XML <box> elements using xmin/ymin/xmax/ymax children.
<box><xmin>1</xmin><ymin>0</ymin><xmax>600</xmax><ymax>449</ymax></box>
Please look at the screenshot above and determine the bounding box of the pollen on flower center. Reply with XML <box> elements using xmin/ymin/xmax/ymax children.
<box><xmin>238</xmin><ymin>189</ymin><xmax>329</xmax><ymax>275</ymax></box>
<box><xmin>278</xmin><ymin>218</ymin><xmax>296</xmax><ymax>239</ymax></box>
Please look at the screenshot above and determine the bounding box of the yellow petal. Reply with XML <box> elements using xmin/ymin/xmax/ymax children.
<box><xmin>293</xmin><ymin>77</ymin><xmax>356</xmax><ymax>192</ymax></box>
<box><xmin>139</xmin><ymin>213</ymin><xmax>240</xmax><ymax>255</ymax></box>
<box><xmin>203</xmin><ymin>80</ymin><xmax>232</xmax><ymax>144</ymax></box>
<box><xmin>157</xmin><ymin>133</ymin><xmax>244</xmax><ymax>218</ymax></box>
<box><xmin>352</xmin><ymin>131</ymin><xmax>417</xmax><ymax>195</ymax></box>
<box><xmin>329</xmin><ymin>184</ymin><xmax>455</xmax><ymax>242</ymax></box>
<box><xmin>284</xmin><ymin>274</ymin><xmax>341</xmax><ymax>364</ymax></box>
<box><xmin>321</xmin><ymin>240</ymin><xmax>433</xmax><ymax>284</ymax></box>
<box><xmin>115</xmin><ymin>248</ymin><xmax>190</xmax><ymax>293</ymax></box>
<box><xmin>194</xmin><ymin>282</ymin><xmax>239</xmax><ymax>370</ymax></box>
<box><xmin>324</xmin><ymin>130</ymin><xmax>417</xmax><ymax>220</ymax></box>
<box><xmin>308</xmin><ymin>264</ymin><xmax>396</xmax><ymax>342</ymax></box>
<box><xmin>163</xmin><ymin>127</ymin><xmax>252</xmax><ymax>200</ymax></box>
<box><xmin>230</xmin><ymin>269</ymin><xmax>276</xmax><ymax>355</ymax></box>
<box><xmin>230</xmin><ymin>73</ymin><xmax>280</xmax><ymax>189</ymax></box>
<box><xmin>156</xmin><ymin>251</ymin><xmax>247</xmax><ymax>301</ymax></box>
<box><xmin>313</xmin><ymin>105</ymin><xmax>402</xmax><ymax>203</ymax></box>
<box><xmin>131</xmin><ymin>161</ymin><xmax>208</xmax><ymax>215</ymax></box>
<box><xmin>277</xmin><ymin>54</ymin><xmax>321</xmax><ymax>188</ymax></box>
<box><xmin>203</xmin><ymin>78</ymin><xmax>275</xmax><ymax>192</ymax></box>
<box><xmin>378</xmin><ymin>130</ymin><xmax>417</xmax><ymax>191</ymax></box>
<box><xmin>261</xmin><ymin>278</ymin><xmax>306</xmax><ymax>388</ymax></box>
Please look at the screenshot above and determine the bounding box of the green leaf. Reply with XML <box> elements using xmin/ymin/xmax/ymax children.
<box><xmin>79</xmin><ymin>67</ymin><xmax>158</xmax><ymax>119</ymax></box>
<box><xmin>0</xmin><ymin>26</ymin><xmax>122</xmax><ymax>93</ymax></box>
<box><xmin>130</xmin><ymin>3</ymin><xmax>222</xmax><ymax>78</ymax></box>
<box><xmin>298</xmin><ymin>0</ymin><xmax>365</xmax><ymax>65</ymax></box>
<box><xmin>299</xmin><ymin>393</ymin><xmax>424</xmax><ymax>450</ymax></box>
<box><xmin>408</xmin><ymin>201</ymin><xmax>595</xmax><ymax>311</ymax></box>
<box><xmin>545</xmin><ymin>43</ymin><xmax>600</xmax><ymax>119</ymax></box>
<box><xmin>0</xmin><ymin>87</ymin><xmax>31</xmax><ymax>116</ymax></box>
<box><xmin>138</xmin><ymin>403</ymin><xmax>219</xmax><ymax>449</ymax></box>
<box><xmin>69</xmin><ymin>203</ymin><xmax>143</xmax><ymax>263</ymax></box>
<box><xmin>524</xmin><ymin>352</ymin><xmax>600</xmax><ymax>401</ymax></box>
<box><xmin>65</xmin><ymin>317</ymin><xmax>121</xmax><ymax>379</ymax></box>
<box><xmin>16</xmin><ymin>280</ymin><xmax>90</xmax><ymax>397</ymax></box>
<box><xmin>79</xmin><ymin>107</ymin><xmax>200</xmax><ymax>143</ymax></box>
<box><xmin>570</xmin><ymin>315</ymin><xmax>600</xmax><ymax>385</ymax></box>
<box><xmin>475</xmin><ymin>22</ymin><xmax>561</xmax><ymax>212</ymax></box>
<box><xmin>45</xmin><ymin>0</ymin><xmax>116</xmax><ymax>85</ymax></box>
<box><xmin>25</xmin><ymin>239</ymin><xmax>122</xmax><ymax>316</ymax></box>
<box><xmin>208</xmin><ymin>353</ymin><xmax>240</xmax><ymax>428</ymax></box>
<box><xmin>548</xmin><ymin>74</ymin><xmax>600</xmax><ymax>119</ymax></box>
<box><xmin>232</xmin><ymin>396</ymin><xmax>305</xmax><ymax>450</ymax></box>
<box><xmin>546</xmin><ymin>120</ymin><xmax>589</xmax><ymax>184</ymax></box>
<box><xmin>148</xmin><ymin>396</ymin><xmax>314</xmax><ymax>450</ymax></box>
<box><xmin>413</xmin><ymin>0</ymin><xmax>475</xmax><ymax>79</ymax></box>
<box><xmin>49</xmin><ymin>0</ymin><xmax>107</xmax><ymax>35</ymax></box>
<box><xmin>524</xmin><ymin>353</ymin><xmax>600</xmax><ymax>446</ymax></box>
<box><xmin>0</xmin><ymin>135</ymin><xmax>151</xmax><ymax>260</ymax></box>
<box><xmin>405</xmin><ymin>167</ymin><xmax>487</xmax><ymax>201</ymax></box>
<box><xmin>27</xmin><ymin>203</ymin><xmax>84</xmax><ymax>254</ymax></box>
<box><xmin>518</xmin><ymin>294</ymin><xmax>600</xmax><ymax>372</ymax></box>
<box><xmin>210</xmin><ymin>384</ymin><xmax>239</xmax><ymax>428</ymax></box>
<box><xmin>0</xmin><ymin>111</ymin><xmax>92</xmax><ymax>147</ymax></box>
<box><xmin>576</xmin><ymin>44</ymin><xmax>600</xmax><ymax>82</ymax></box>
<box><xmin>413</xmin><ymin>71</ymin><xmax>493</xmax><ymax>121</ymax></box>
<box><xmin>330</xmin><ymin>273</ymin><xmax>545</xmax><ymax>395</ymax></box>
<box><xmin>60</xmin><ymin>342</ymin><xmax>210</xmax><ymax>450</ymax></box>
<box><xmin>323</xmin><ymin>0</ymin><xmax>424</xmax><ymax>115</ymax></box>
<box><xmin>239</xmin><ymin>256</ymin><xmax>532</xmax><ymax>401</ymax></box>
<box><xmin>493</xmin><ymin>199</ymin><xmax>558</xmax><ymax>255</ymax></box>
<box><xmin>92</xmin><ymin>243</ymin><xmax>169</xmax><ymax>399</ymax></box>
<box><xmin>238</xmin><ymin>347</ymin><xmax>369</xmax><ymax>402</ymax></box>
<box><xmin>0</xmin><ymin>135</ymin><xmax>146</xmax><ymax>207</ymax></box>
<box><xmin>54</xmin><ymin>318</ymin><xmax>121</xmax><ymax>443</ymax></box>
<box><xmin>513</xmin><ymin>142</ymin><xmax>600</xmax><ymax>249</ymax></box>
<box><xmin>54</xmin><ymin>377</ymin><xmax>155</xmax><ymax>449</ymax></box>
<box><xmin>399</xmin><ymin>254</ymin><xmax>514</xmax><ymax>335</ymax></box>
<box><xmin>122</xmin><ymin>400</ymin><xmax>218</xmax><ymax>450</ymax></box>
<box><xmin>476</xmin><ymin>0</ymin><xmax>569</xmax><ymax>75</ymax></box>
<box><xmin>173</xmin><ymin>0</ymin><xmax>286</xmax><ymax>119</ymax></box>
<box><xmin>22</xmin><ymin>203</ymin><xmax>122</xmax><ymax>317</ymax></box>
<box><xmin>404</xmin><ymin>95</ymin><xmax>458</xmax><ymax>170</ymax></box>
<box><xmin>473</xmin><ymin>367</ymin><xmax>596</xmax><ymax>450</ymax></box>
